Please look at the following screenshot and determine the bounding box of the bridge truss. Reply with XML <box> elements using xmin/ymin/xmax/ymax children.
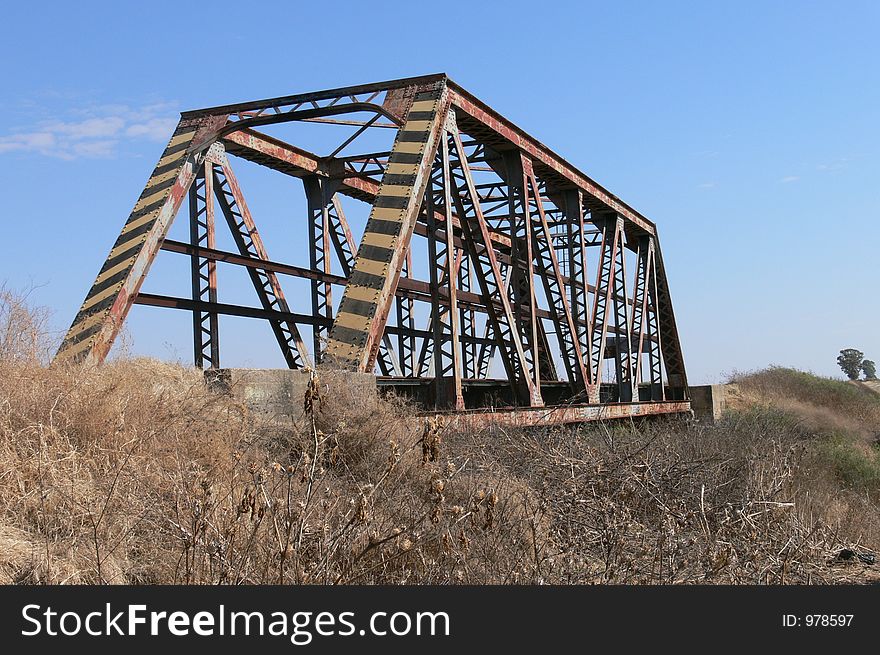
<box><xmin>55</xmin><ymin>74</ymin><xmax>690</xmax><ymax>426</ymax></box>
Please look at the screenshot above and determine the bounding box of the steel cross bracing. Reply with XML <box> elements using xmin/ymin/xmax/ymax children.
<box><xmin>55</xmin><ymin>74</ymin><xmax>690</xmax><ymax>426</ymax></box>
<box><xmin>189</xmin><ymin>159</ymin><xmax>219</xmax><ymax>368</ymax></box>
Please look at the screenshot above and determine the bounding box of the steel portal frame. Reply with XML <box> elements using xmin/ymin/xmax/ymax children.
<box><xmin>55</xmin><ymin>74</ymin><xmax>690</xmax><ymax>425</ymax></box>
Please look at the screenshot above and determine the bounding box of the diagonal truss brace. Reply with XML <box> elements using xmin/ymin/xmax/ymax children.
<box><xmin>212</xmin><ymin>158</ymin><xmax>311</xmax><ymax>369</ymax></box>
<box><xmin>324</xmin><ymin>80</ymin><xmax>449</xmax><ymax>372</ymax></box>
<box><xmin>446</xmin><ymin>115</ymin><xmax>541</xmax><ymax>407</ymax></box>
<box><xmin>523</xmin><ymin>160</ymin><xmax>589</xmax><ymax>395</ymax></box>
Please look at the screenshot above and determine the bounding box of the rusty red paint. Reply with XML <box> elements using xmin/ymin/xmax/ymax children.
<box><xmin>427</xmin><ymin>400</ymin><xmax>692</xmax><ymax>430</ymax></box>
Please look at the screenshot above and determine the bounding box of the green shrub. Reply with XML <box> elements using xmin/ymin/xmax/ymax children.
<box><xmin>815</xmin><ymin>436</ymin><xmax>880</xmax><ymax>491</ymax></box>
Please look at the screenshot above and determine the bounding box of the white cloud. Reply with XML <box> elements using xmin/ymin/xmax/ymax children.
<box><xmin>0</xmin><ymin>101</ymin><xmax>179</xmax><ymax>160</ymax></box>
<box><xmin>816</xmin><ymin>157</ymin><xmax>848</xmax><ymax>172</ymax></box>
<box><xmin>779</xmin><ymin>175</ymin><xmax>799</xmax><ymax>183</ymax></box>
<box><xmin>125</xmin><ymin>117</ymin><xmax>179</xmax><ymax>141</ymax></box>
<box><xmin>45</xmin><ymin>116</ymin><xmax>125</xmax><ymax>139</ymax></box>
<box><xmin>71</xmin><ymin>139</ymin><xmax>119</xmax><ymax>158</ymax></box>
<box><xmin>698</xmin><ymin>181</ymin><xmax>716</xmax><ymax>189</ymax></box>
<box><xmin>0</xmin><ymin>131</ymin><xmax>56</xmax><ymax>154</ymax></box>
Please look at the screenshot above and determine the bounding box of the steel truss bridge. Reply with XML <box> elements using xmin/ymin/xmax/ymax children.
<box><xmin>55</xmin><ymin>74</ymin><xmax>690</xmax><ymax>427</ymax></box>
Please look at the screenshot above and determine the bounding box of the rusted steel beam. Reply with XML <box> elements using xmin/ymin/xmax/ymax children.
<box><xmin>223</xmin><ymin>127</ymin><xmax>516</xmax><ymax>251</ymax></box>
<box><xmin>133</xmin><ymin>293</ymin><xmax>497</xmax><ymax>347</ymax></box>
<box><xmin>135</xmin><ymin>293</ymin><xmax>325</xmax><ymax>326</ymax></box>
<box><xmin>160</xmin><ymin>239</ymin><xmax>656</xmax><ymax>348</ymax></box>
<box><xmin>162</xmin><ymin>239</ymin><xmax>345</xmax><ymax>284</ymax></box>
<box><xmin>182</xmin><ymin>73</ymin><xmax>447</xmax><ymax>121</ymax></box>
<box><xmin>447</xmin><ymin>83</ymin><xmax>656</xmax><ymax>237</ymax></box>
<box><xmin>222</xmin><ymin>129</ymin><xmax>379</xmax><ymax>202</ymax></box>
<box><xmin>161</xmin><ymin>239</ymin><xmax>541</xmax><ymax>320</ymax></box>
<box><xmin>645</xmin><ymin>246</ymin><xmax>666</xmax><ymax>400</ymax></box>
<box><xmin>457</xmin><ymin>251</ymin><xmax>477</xmax><ymax>379</ymax></box>
<box><xmin>427</xmin><ymin>400</ymin><xmax>692</xmax><ymax>430</ymax></box>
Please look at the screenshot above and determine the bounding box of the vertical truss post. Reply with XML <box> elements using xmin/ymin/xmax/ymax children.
<box><xmin>416</xmin><ymin>237</ymin><xmax>463</xmax><ymax>377</ymax></box>
<box><xmin>303</xmin><ymin>176</ymin><xmax>337</xmax><ymax>363</ymax></box>
<box><xmin>395</xmin><ymin>250</ymin><xmax>416</xmax><ymax>376</ymax></box>
<box><xmin>447</xmin><ymin>115</ymin><xmax>541</xmax><ymax>407</ymax></box>
<box><xmin>610</xmin><ymin>225</ymin><xmax>633</xmax><ymax>402</ymax></box>
<box><xmin>425</xmin><ymin>135</ymin><xmax>463</xmax><ymax>409</ymax></box>
<box><xmin>325</xmin><ymin>80</ymin><xmax>449</xmax><ymax>372</ymax></box>
<box><xmin>645</xmin><ymin>246</ymin><xmax>666</xmax><ymax>401</ymax></box>
<box><xmin>458</xmin><ymin>250</ymin><xmax>477</xmax><ymax>379</ymax></box>
<box><xmin>502</xmin><ymin>150</ymin><xmax>542</xmax><ymax>400</ymax></box>
<box><xmin>523</xmin><ymin>162</ymin><xmax>589</xmax><ymax>395</ymax></box>
<box><xmin>189</xmin><ymin>161</ymin><xmax>220</xmax><ymax>368</ymax></box>
<box><xmin>588</xmin><ymin>215</ymin><xmax>623</xmax><ymax>403</ymax></box>
<box><xmin>628</xmin><ymin>236</ymin><xmax>653</xmax><ymax>401</ymax></box>
<box><xmin>563</xmin><ymin>189</ymin><xmax>593</xmax><ymax>388</ymax></box>
<box><xmin>212</xmin><ymin>158</ymin><xmax>311</xmax><ymax>369</ymax></box>
<box><xmin>653</xmin><ymin>244</ymin><xmax>688</xmax><ymax>399</ymax></box>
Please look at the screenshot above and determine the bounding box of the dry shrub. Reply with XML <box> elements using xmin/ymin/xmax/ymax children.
<box><xmin>0</xmin><ymin>285</ymin><xmax>52</xmax><ymax>364</ymax></box>
<box><xmin>0</xmin><ymin>288</ymin><xmax>876</xmax><ymax>585</ymax></box>
<box><xmin>478</xmin><ymin>415</ymin><xmax>856</xmax><ymax>584</ymax></box>
<box><xmin>0</xmin><ymin>285</ymin><xmax>539</xmax><ymax>584</ymax></box>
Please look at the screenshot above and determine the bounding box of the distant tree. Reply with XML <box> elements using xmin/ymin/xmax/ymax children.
<box><xmin>837</xmin><ymin>348</ymin><xmax>864</xmax><ymax>380</ymax></box>
<box><xmin>862</xmin><ymin>359</ymin><xmax>877</xmax><ymax>380</ymax></box>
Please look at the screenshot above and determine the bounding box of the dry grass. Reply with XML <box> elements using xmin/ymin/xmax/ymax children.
<box><xmin>0</xmin><ymin>289</ymin><xmax>877</xmax><ymax>584</ymax></box>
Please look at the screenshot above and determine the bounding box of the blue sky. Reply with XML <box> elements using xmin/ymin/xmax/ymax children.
<box><xmin>0</xmin><ymin>1</ymin><xmax>877</xmax><ymax>383</ymax></box>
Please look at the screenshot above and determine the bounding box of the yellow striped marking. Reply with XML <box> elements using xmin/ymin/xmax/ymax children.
<box><xmin>133</xmin><ymin>185</ymin><xmax>173</xmax><ymax>213</ymax></box>
<box><xmin>81</xmin><ymin>283</ymin><xmax>123</xmax><ymax>312</ymax></box>
<box><xmin>386</xmin><ymin>162</ymin><xmax>419</xmax><ymax>175</ymax></box>
<box><xmin>403</xmin><ymin>119</ymin><xmax>432</xmax><ymax>131</ymax></box>
<box><xmin>353</xmin><ymin>258</ymin><xmax>388</xmax><ymax>276</ymax></box>
<box><xmin>334</xmin><ymin>312</ymin><xmax>372</xmax><ymax>332</ymax></box>
<box><xmin>121</xmin><ymin>209</ymin><xmax>159</xmax><ymax>235</ymax></box>
<box><xmin>409</xmin><ymin>100</ymin><xmax>437</xmax><ymax>112</ymax></box>
<box><xmin>168</xmin><ymin>128</ymin><xmax>197</xmax><ymax>149</ymax></box>
<box><xmin>345</xmin><ymin>285</ymin><xmax>382</xmax><ymax>303</ymax></box>
<box><xmin>144</xmin><ymin>166</ymin><xmax>181</xmax><ymax>190</ymax></box>
<box><xmin>381</xmin><ymin>184</ymin><xmax>412</xmax><ymax>197</ymax></box>
<box><xmin>64</xmin><ymin>310</ymin><xmax>107</xmax><ymax>340</ymax></box>
<box><xmin>361</xmin><ymin>232</ymin><xmax>398</xmax><ymax>249</ymax></box>
<box><xmin>371</xmin><ymin>206</ymin><xmax>405</xmax><ymax>221</ymax></box>
<box><xmin>58</xmin><ymin>334</ymin><xmax>99</xmax><ymax>360</ymax></box>
<box><xmin>396</xmin><ymin>141</ymin><xmax>425</xmax><ymax>154</ymax></box>
<box><xmin>108</xmin><ymin>233</ymin><xmax>146</xmax><ymax>260</ymax></box>
<box><xmin>94</xmin><ymin>256</ymin><xmax>136</xmax><ymax>286</ymax></box>
<box><xmin>156</xmin><ymin>149</ymin><xmax>186</xmax><ymax>170</ymax></box>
